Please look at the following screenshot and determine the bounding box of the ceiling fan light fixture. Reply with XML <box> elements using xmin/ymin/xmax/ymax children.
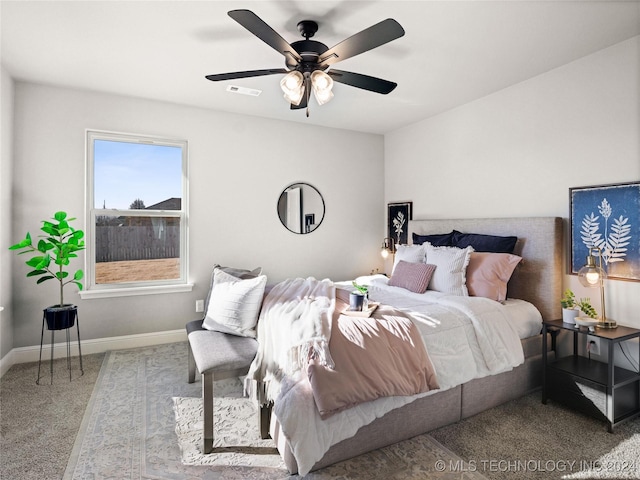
<box><xmin>310</xmin><ymin>70</ymin><xmax>334</xmax><ymax>105</ymax></box>
<box><xmin>280</xmin><ymin>71</ymin><xmax>305</xmax><ymax>105</ymax></box>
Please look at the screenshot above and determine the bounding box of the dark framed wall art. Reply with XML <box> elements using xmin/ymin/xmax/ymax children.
<box><xmin>570</xmin><ymin>182</ymin><xmax>640</xmax><ymax>282</ymax></box>
<box><xmin>387</xmin><ymin>202</ymin><xmax>413</xmax><ymax>246</ymax></box>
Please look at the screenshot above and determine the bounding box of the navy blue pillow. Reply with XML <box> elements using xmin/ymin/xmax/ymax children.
<box><xmin>451</xmin><ymin>230</ymin><xmax>517</xmax><ymax>253</ymax></box>
<box><xmin>412</xmin><ymin>231</ymin><xmax>455</xmax><ymax>247</ymax></box>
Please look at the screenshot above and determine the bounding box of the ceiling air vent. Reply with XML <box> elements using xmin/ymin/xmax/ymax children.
<box><xmin>226</xmin><ymin>85</ymin><xmax>261</xmax><ymax>96</ymax></box>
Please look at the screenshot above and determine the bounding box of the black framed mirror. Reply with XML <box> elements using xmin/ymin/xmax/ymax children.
<box><xmin>277</xmin><ymin>183</ymin><xmax>325</xmax><ymax>234</ymax></box>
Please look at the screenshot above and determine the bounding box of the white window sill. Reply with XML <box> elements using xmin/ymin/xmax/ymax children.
<box><xmin>79</xmin><ymin>283</ymin><xmax>194</xmax><ymax>300</ymax></box>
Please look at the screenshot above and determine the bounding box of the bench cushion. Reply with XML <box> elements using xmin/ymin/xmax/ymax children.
<box><xmin>187</xmin><ymin>320</ymin><xmax>258</xmax><ymax>374</ymax></box>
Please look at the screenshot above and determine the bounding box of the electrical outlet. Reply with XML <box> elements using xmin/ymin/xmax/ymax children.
<box><xmin>587</xmin><ymin>335</ymin><xmax>600</xmax><ymax>356</ymax></box>
<box><xmin>195</xmin><ymin>299</ymin><xmax>204</xmax><ymax>313</ymax></box>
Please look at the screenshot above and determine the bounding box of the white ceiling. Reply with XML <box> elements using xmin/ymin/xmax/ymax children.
<box><xmin>2</xmin><ymin>1</ymin><xmax>639</xmax><ymax>135</ymax></box>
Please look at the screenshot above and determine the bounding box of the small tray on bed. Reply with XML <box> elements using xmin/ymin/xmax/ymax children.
<box><xmin>342</xmin><ymin>302</ymin><xmax>379</xmax><ymax>318</ymax></box>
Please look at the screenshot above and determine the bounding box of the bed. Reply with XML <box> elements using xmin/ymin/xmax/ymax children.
<box><xmin>250</xmin><ymin>216</ymin><xmax>563</xmax><ymax>475</ymax></box>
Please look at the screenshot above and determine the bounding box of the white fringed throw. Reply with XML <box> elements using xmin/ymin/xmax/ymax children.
<box><xmin>245</xmin><ymin>277</ymin><xmax>335</xmax><ymax>404</ymax></box>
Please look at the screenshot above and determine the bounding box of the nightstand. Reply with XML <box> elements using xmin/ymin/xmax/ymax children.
<box><xmin>542</xmin><ymin>319</ymin><xmax>640</xmax><ymax>432</ymax></box>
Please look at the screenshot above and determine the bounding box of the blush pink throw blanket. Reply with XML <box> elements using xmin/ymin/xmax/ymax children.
<box><xmin>307</xmin><ymin>288</ymin><xmax>439</xmax><ymax>419</ymax></box>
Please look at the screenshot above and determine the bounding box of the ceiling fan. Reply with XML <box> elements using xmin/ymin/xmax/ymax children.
<box><xmin>205</xmin><ymin>9</ymin><xmax>405</xmax><ymax>115</ymax></box>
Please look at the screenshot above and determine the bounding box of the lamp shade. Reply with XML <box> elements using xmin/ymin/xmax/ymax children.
<box><xmin>380</xmin><ymin>237</ymin><xmax>394</xmax><ymax>259</ymax></box>
<box><xmin>280</xmin><ymin>71</ymin><xmax>304</xmax><ymax>105</ymax></box>
<box><xmin>577</xmin><ymin>256</ymin><xmax>607</xmax><ymax>287</ymax></box>
<box><xmin>577</xmin><ymin>247</ymin><xmax>616</xmax><ymax>328</ymax></box>
<box><xmin>310</xmin><ymin>70</ymin><xmax>334</xmax><ymax>105</ymax></box>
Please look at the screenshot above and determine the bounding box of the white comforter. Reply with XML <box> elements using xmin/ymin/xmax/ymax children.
<box><xmin>270</xmin><ymin>277</ymin><xmax>542</xmax><ymax>476</ymax></box>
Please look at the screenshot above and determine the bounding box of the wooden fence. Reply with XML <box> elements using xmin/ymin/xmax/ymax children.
<box><xmin>95</xmin><ymin>225</ymin><xmax>180</xmax><ymax>262</ymax></box>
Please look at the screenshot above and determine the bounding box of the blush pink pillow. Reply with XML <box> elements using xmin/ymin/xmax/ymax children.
<box><xmin>388</xmin><ymin>260</ymin><xmax>437</xmax><ymax>293</ymax></box>
<box><xmin>466</xmin><ymin>252</ymin><xmax>522</xmax><ymax>302</ymax></box>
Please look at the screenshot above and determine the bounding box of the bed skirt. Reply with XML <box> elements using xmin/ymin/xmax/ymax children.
<box><xmin>271</xmin><ymin>332</ymin><xmax>555</xmax><ymax>474</ymax></box>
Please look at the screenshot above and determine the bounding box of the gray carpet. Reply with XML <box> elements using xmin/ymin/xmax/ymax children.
<box><xmin>3</xmin><ymin>341</ymin><xmax>639</xmax><ymax>480</ymax></box>
<box><xmin>431</xmin><ymin>392</ymin><xmax>640</xmax><ymax>479</ymax></box>
<box><xmin>0</xmin><ymin>352</ymin><xmax>105</xmax><ymax>480</ymax></box>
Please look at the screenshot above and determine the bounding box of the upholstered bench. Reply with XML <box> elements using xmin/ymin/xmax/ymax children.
<box><xmin>186</xmin><ymin>319</ymin><xmax>260</xmax><ymax>453</ymax></box>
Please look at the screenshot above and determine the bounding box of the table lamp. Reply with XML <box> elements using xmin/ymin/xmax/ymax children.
<box><xmin>577</xmin><ymin>247</ymin><xmax>616</xmax><ymax>329</ymax></box>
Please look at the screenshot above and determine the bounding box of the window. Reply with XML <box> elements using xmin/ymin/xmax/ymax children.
<box><xmin>82</xmin><ymin>130</ymin><xmax>190</xmax><ymax>298</ymax></box>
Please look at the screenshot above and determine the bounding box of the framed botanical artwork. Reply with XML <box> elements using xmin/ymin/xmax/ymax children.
<box><xmin>570</xmin><ymin>182</ymin><xmax>640</xmax><ymax>281</ymax></box>
<box><xmin>387</xmin><ymin>202</ymin><xmax>413</xmax><ymax>246</ymax></box>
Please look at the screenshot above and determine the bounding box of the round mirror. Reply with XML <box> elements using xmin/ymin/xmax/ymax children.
<box><xmin>277</xmin><ymin>183</ymin><xmax>325</xmax><ymax>234</ymax></box>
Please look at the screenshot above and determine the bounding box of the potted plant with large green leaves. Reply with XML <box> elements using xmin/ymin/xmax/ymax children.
<box><xmin>9</xmin><ymin>211</ymin><xmax>85</xmax><ymax>330</ymax></box>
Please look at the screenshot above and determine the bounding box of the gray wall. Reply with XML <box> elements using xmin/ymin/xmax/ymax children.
<box><xmin>1</xmin><ymin>66</ymin><xmax>14</xmax><ymax>362</ymax></box>
<box><xmin>7</xmin><ymin>82</ymin><xmax>384</xmax><ymax>349</ymax></box>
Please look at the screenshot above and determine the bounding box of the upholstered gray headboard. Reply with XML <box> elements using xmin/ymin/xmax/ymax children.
<box><xmin>408</xmin><ymin>217</ymin><xmax>563</xmax><ymax>321</ymax></box>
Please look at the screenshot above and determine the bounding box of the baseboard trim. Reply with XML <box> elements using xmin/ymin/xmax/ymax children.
<box><xmin>1</xmin><ymin>329</ymin><xmax>187</xmax><ymax>377</ymax></box>
<box><xmin>0</xmin><ymin>350</ymin><xmax>14</xmax><ymax>378</ymax></box>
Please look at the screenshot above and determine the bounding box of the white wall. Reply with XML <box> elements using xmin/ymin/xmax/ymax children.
<box><xmin>385</xmin><ymin>36</ymin><xmax>640</xmax><ymax>328</ymax></box>
<box><xmin>1</xmin><ymin>66</ymin><xmax>15</xmax><ymax>368</ymax></box>
<box><xmin>9</xmin><ymin>82</ymin><xmax>384</xmax><ymax>349</ymax></box>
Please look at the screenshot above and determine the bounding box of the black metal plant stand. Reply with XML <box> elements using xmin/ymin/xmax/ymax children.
<box><xmin>36</xmin><ymin>310</ymin><xmax>83</xmax><ymax>385</ymax></box>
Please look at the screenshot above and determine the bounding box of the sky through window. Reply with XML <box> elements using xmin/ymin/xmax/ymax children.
<box><xmin>94</xmin><ymin>140</ymin><xmax>182</xmax><ymax>209</ymax></box>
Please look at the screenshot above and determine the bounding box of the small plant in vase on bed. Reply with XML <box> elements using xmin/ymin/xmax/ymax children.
<box><xmin>350</xmin><ymin>281</ymin><xmax>369</xmax><ymax>311</ymax></box>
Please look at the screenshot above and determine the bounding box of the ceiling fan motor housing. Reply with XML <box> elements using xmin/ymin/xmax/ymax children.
<box><xmin>286</xmin><ymin>39</ymin><xmax>329</xmax><ymax>71</ymax></box>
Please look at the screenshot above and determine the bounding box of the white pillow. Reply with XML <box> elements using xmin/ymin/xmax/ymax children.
<box><xmin>392</xmin><ymin>244</ymin><xmax>425</xmax><ymax>272</ymax></box>
<box><xmin>423</xmin><ymin>242</ymin><xmax>474</xmax><ymax>296</ymax></box>
<box><xmin>202</xmin><ymin>268</ymin><xmax>267</xmax><ymax>337</ymax></box>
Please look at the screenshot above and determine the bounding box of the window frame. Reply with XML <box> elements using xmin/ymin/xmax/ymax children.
<box><xmin>81</xmin><ymin>130</ymin><xmax>191</xmax><ymax>299</ymax></box>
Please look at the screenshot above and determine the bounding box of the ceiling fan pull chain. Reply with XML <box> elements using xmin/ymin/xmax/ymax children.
<box><xmin>306</xmin><ymin>75</ymin><xmax>311</xmax><ymax>117</ymax></box>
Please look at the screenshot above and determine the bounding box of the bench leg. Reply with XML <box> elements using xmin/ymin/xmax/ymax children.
<box><xmin>259</xmin><ymin>402</ymin><xmax>272</xmax><ymax>439</ymax></box>
<box><xmin>202</xmin><ymin>371</ymin><xmax>214</xmax><ymax>454</ymax></box>
<box><xmin>188</xmin><ymin>342</ymin><xmax>196</xmax><ymax>384</ymax></box>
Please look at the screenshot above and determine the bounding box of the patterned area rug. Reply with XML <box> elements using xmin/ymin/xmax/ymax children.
<box><xmin>64</xmin><ymin>342</ymin><xmax>486</xmax><ymax>479</ymax></box>
<box><xmin>172</xmin><ymin>392</ymin><xmax>284</xmax><ymax>471</ymax></box>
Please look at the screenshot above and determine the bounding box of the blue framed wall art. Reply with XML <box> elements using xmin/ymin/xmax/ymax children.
<box><xmin>570</xmin><ymin>182</ymin><xmax>640</xmax><ymax>281</ymax></box>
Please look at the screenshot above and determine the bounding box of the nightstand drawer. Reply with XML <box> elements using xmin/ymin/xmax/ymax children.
<box><xmin>547</xmin><ymin>368</ymin><xmax>639</xmax><ymax>423</ymax></box>
<box><xmin>547</xmin><ymin>368</ymin><xmax>607</xmax><ymax>421</ymax></box>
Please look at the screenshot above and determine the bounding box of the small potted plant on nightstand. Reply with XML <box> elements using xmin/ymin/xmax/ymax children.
<box><xmin>560</xmin><ymin>289</ymin><xmax>579</xmax><ymax>324</ymax></box>
<box><xmin>576</xmin><ymin>298</ymin><xmax>598</xmax><ymax>319</ymax></box>
<box><xmin>560</xmin><ymin>289</ymin><xmax>598</xmax><ymax>324</ymax></box>
<box><xmin>9</xmin><ymin>211</ymin><xmax>85</xmax><ymax>330</ymax></box>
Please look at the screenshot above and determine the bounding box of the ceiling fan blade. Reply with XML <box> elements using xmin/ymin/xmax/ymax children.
<box><xmin>228</xmin><ymin>10</ymin><xmax>302</xmax><ymax>64</ymax></box>
<box><xmin>327</xmin><ymin>69</ymin><xmax>397</xmax><ymax>94</ymax></box>
<box><xmin>319</xmin><ymin>18</ymin><xmax>405</xmax><ymax>67</ymax></box>
<box><xmin>205</xmin><ymin>68</ymin><xmax>288</xmax><ymax>81</ymax></box>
